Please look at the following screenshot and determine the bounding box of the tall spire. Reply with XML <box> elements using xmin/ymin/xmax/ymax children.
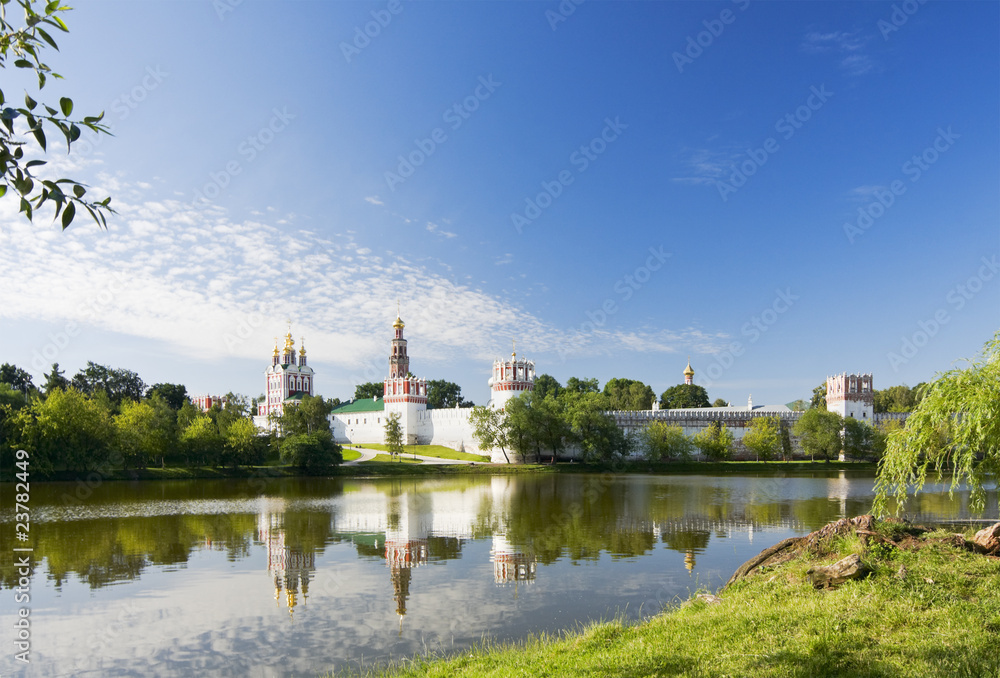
<box><xmin>683</xmin><ymin>357</ymin><xmax>694</xmax><ymax>385</ymax></box>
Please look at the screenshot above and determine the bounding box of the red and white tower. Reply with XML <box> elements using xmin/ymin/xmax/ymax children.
<box><xmin>383</xmin><ymin>312</ymin><xmax>427</xmax><ymax>443</ymax></box>
<box><xmin>489</xmin><ymin>342</ymin><xmax>535</xmax><ymax>409</ymax></box>
<box><xmin>826</xmin><ymin>373</ymin><xmax>874</xmax><ymax>421</ymax></box>
<box><xmin>259</xmin><ymin>327</ymin><xmax>315</xmax><ymax>421</ymax></box>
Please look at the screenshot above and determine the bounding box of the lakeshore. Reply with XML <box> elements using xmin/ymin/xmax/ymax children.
<box><xmin>2</xmin><ymin>458</ymin><xmax>880</xmax><ymax>483</ymax></box>
<box><xmin>336</xmin><ymin>518</ymin><xmax>1000</xmax><ymax>678</ymax></box>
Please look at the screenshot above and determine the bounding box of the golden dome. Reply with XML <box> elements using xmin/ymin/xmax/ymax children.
<box><xmin>273</xmin><ymin>338</ymin><xmax>279</xmax><ymax>357</ymax></box>
<box><xmin>299</xmin><ymin>337</ymin><xmax>307</xmax><ymax>356</ymax></box>
<box><xmin>284</xmin><ymin>331</ymin><xmax>295</xmax><ymax>351</ymax></box>
<box><xmin>683</xmin><ymin>358</ymin><xmax>694</xmax><ymax>377</ymax></box>
<box><xmin>393</xmin><ymin>315</ymin><xmax>405</xmax><ymax>329</ymax></box>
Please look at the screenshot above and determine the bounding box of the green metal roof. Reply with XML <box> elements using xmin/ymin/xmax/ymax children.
<box><xmin>331</xmin><ymin>397</ymin><xmax>385</xmax><ymax>413</ymax></box>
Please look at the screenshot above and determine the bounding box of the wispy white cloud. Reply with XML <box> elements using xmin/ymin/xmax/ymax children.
<box><xmin>801</xmin><ymin>29</ymin><xmax>876</xmax><ymax>76</ymax></box>
<box><xmin>364</xmin><ymin>195</ymin><xmax>384</xmax><ymax>206</ymax></box>
<box><xmin>425</xmin><ymin>221</ymin><xmax>457</xmax><ymax>239</ymax></box>
<box><xmin>0</xmin><ymin>164</ymin><xmax>728</xmax><ymax>373</ymax></box>
<box><xmin>494</xmin><ymin>253</ymin><xmax>513</xmax><ymax>266</ymax></box>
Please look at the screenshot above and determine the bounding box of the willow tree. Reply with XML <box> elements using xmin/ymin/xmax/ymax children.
<box><xmin>874</xmin><ymin>331</ymin><xmax>1000</xmax><ymax>516</ymax></box>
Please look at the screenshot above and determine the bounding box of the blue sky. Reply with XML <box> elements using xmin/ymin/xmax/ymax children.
<box><xmin>1</xmin><ymin>0</ymin><xmax>997</xmax><ymax>407</ymax></box>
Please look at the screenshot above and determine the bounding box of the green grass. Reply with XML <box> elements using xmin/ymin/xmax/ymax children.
<box><xmin>360</xmin><ymin>453</ymin><xmax>423</xmax><ymax>464</ymax></box>
<box><xmin>332</xmin><ymin>525</ymin><xmax>1000</xmax><ymax>678</ymax></box>
<box><xmin>355</xmin><ymin>443</ymin><xmax>489</xmax><ymax>462</ymax></box>
<box><xmin>341</xmin><ymin>449</ymin><xmax>363</xmax><ymax>462</ymax></box>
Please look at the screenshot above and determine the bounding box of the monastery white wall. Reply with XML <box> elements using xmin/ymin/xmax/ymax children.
<box><xmin>413</xmin><ymin>407</ymin><xmax>485</xmax><ymax>456</ymax></box>
<box><xmin>332</xmin><ymin>411</ymin><xmax>389</xmax><ymax>446</ymax></box>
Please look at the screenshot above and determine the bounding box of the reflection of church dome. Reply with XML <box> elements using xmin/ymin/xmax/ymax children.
<box><xmin>684</xmin><ymin>550</ymin><xmax>696</xmax><ymax>573</ymax></box>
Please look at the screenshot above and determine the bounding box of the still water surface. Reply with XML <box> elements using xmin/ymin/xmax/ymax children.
<box><xmin>1</xmin><ymin>471</ymin><xmax>995</xmax><ymax>677</ymax></box>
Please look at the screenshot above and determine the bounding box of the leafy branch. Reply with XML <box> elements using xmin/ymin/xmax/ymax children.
<box><xmin>0</xmin><ymin>0</ymin><xmax>114</xmax><ymax>229</ymax></box>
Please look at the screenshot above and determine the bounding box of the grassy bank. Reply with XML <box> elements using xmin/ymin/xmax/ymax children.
<box><xmin>339</xmin><ymin>522</ymin><xmax>1000</xmax><ymax>678</ymax></box>
<box><xmin>555</xmin><ymin>459</ymin><xmax>880</xmax><ymax>474</ymax></box>
<box><xmin>353</xmin><ymin>443</ymin><xmax>490</xmax><ymax>462</ymax></box>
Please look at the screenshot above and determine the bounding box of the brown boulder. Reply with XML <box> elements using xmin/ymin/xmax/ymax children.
<box><xmin>972</xmin><ymin>522</ymin><xmax>1000</xmax><ymax>555</ymax></box>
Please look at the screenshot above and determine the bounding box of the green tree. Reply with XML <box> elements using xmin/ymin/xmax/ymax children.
<box><xmin>692</xmin><ymin>421</ymin><xmax>734</xmax><ymax>460</ymax></box>
<box><xmin>711</xmin><ymin>398</ymin><xmax>728</xmax><ymax>407</ymax></box>
<box><xmin>873</xmin><ymin>384</ymin><xmax>925</xmax><ymax>413</ymax></box>
<box><xmin>279</xmin><ymin>432</ymin><xmax>341</xmax><ymax>472</ymax></box>
<box><xmin>384</xmin><ymin>411</ymin><xmax>404</xmax><ymax>459</ymax></box>
<box><xmin>276</xmin><ymin>394</ymin><xmax>334</xmax><ymax>436</ymax></box>
<box><xmin>532</xmin><ymin>373</ymin><xmax>562</xmax><ymax>401</ymax></box>
<box><xmin>659</xmin><ymin>383</ymin><xmax>710</xmax><ymax>409</ymax></box>
<box><xmin>32</xmin><ymin>387</ymin><xmax>114</xmax><ymax>472</ymax></box>
<box><xmin>603</xmin><ymin>377</ymin><xmax>656</xmax><ymax>411</ymax></box>
<box><xmin>793</xmin><ymin>408</ymin><xmax>843</xmax><ymax>462</ymax></box>
<box><xmin>426</xmin><ymin>379</ymin><xmax>473</xmax><ymax>409</ymax></box>
<box><xmin>222</xmin><ymin>417</ymin><xmax>265</xmax><ymax>468</ymax></box>
<box><xmin>1</xmin><ymin>0</ymin><xmax>114</xmax><ymax>228</ymax></box>
<box><xmin>354</xmin><ymin>381</ymin><xmax>384</xmax><ymax>400</ymax></box>
<box><xmin>565</xmin><ymin>376</ymin><xmax>599</xmax><ymax>394</ymax></box>
<box><xmin>113</xmin><ymin>400</ymin><xmax>171</xmax><ymax>470</ymax></box>
<box><xmin>640</xmin><ymin>421</ymin><xmax>693</xmax><ymax>461</ymax></box>
<box><xmin>563</xmin><ymin>391</ymin><xmax>630</xmax><ymax>463</ymax></box>
<box><xmin>786</xmin><ymin>399</ymin><xmax>809</xmax><ymax>412</ymax></box>
<box><xmin>179</xmin><ymin>414</ymin><xmax>223</xmax><ymax>466</ymax></box>
<box><xmin>809</xmin><ymin>383</ymin><xmax>827</xmax><ymax>409</ymax></box>
<box><xmin>469</xmin><ymin>405</ymin><xmax>511</xmax><ymax>463</ymax></box>
<box><xmin>875</xmin><ymin>331</ymin><xmax>1000</xmax><ymax>515</ymax></box>
<box><xmin>0</xmin><ymin>362</ymin><xmax>34</xmax><ymax>396</ymax></box>
<box><xmin>70</xmin><ymin>362</ymin><xmax>145</xmax><ymax>407</ymax></box>
<box><xmin>42</xmin><ymin>362</ymin><xmax>69</xmax><ymax>394</ymax></box>
<box><xmin>843</xmin><ymin>417</ymin><xmax>886</xmax><ymax>462</ymax></box>
<box><xmin>145</xmin><ymin>383</ymin><xmax>188</xmax><ymax>411</ymax></box>
<box><xmin>742</xmin><ymin>416</ymin><xmax>781</xmax><ymax>461</ymax></box>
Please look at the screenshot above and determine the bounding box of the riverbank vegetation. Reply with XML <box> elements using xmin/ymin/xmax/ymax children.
<box><xmin>336</xmin><ymin>518</ymin><xmax>1000</xmax><ymax>678</ymax></box>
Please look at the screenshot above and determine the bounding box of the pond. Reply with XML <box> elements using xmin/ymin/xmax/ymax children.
<box><xmin>1</xmin><ymin>470</ymin><xmax>995</xmax><ymax>677</ymax></box>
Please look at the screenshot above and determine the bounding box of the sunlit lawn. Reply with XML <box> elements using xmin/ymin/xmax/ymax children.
<box><xmin>356</xmin><ymin>443</ymin><xmax>489</xmax><ymax>462</ymax></box>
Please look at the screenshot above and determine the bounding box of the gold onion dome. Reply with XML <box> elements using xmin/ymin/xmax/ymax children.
<box><xmin>393</xmin><ymin>315</ymin><xmax>405</xmax><ymax>329</ymax></box>
<box><xmin>684</xmin><ymin>359</ymin><xmax>695</xmax><ymax>377</ymax></box>
<box><xmin>284</xmin><ymin>332</ymin><xmax>295</xmax><ymax>350</ymax></box>
<box><xmin>299</xmin><ymin>337</ymin><xmax>307</xmax><ymax>356</ymax></box>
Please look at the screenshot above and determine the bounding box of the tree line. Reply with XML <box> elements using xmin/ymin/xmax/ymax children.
<box><xmin>469</xmin><ymin>374</ymin><xmax>892</xmax><ymax>464</ymax></box>
<box><xmin>0</xmin><ymin>361</ymin><xmax>342</xmax><ymax>476</ymax></box>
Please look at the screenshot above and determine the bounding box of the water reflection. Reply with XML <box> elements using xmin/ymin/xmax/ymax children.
<box><xmin>0</xmin><ymin>472</ymin><xmax>995</xmax><ymax>677</ymax></box>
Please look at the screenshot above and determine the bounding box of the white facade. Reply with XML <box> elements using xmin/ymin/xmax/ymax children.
<box><xmin>487</xmin><ymin>349</ymin><xmax>535</xmax><ymax>409</ymax></box>
<box><xmin>826</xmin><ymin>372</ymin><xmax>874</xmax><ymax>421</ymax></box>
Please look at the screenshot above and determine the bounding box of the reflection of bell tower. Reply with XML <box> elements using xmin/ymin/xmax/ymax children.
<box><xmin>684</xmin><ymin>550</ymin><xmax>695</xmax><ymax>573</ymax></box>
<box><xmin>383</xmin><ymin>492</ymin><xmax>430</xmax><ymax>630</ymax></box>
